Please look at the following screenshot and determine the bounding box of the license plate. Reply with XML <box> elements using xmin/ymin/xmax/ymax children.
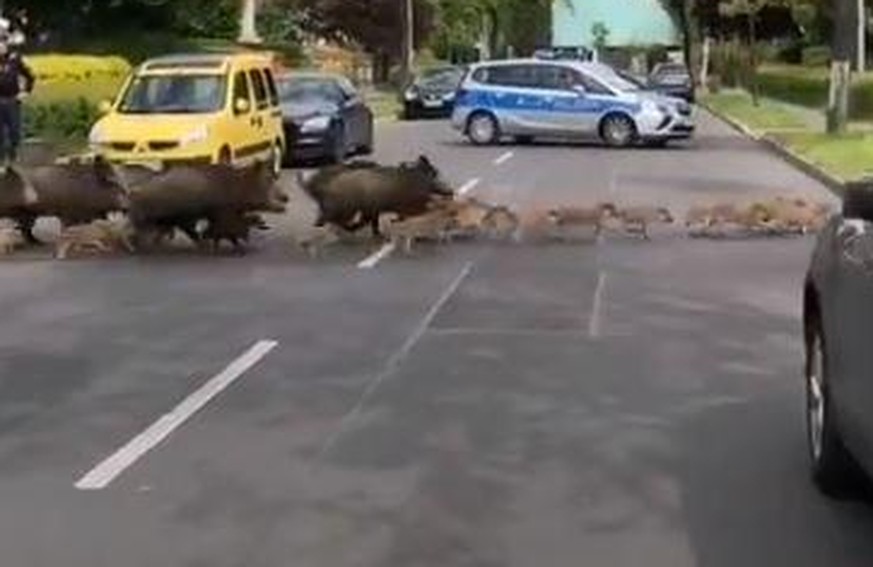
<box><xmin>423</xmin><ymin>99</ymin><xmax>444</xmax><ymax>108</ymax></box>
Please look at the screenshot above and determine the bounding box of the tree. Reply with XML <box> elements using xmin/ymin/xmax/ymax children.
<box><xmin>296</xmin><ymin>0</ymin><xmax>435</xmax><ymax>83</ymax></box>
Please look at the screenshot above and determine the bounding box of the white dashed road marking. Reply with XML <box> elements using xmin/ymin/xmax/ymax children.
<box><xmin>588</xmin><ymin>271</ymin><xmax>607</xmax><ymax>338</ymax></box>
<box><xmin>494</xmin><ymin>151</ymin><xmax>514</xmax><ymax>166</ymax></box>
<box><xmin>317</xmin><ymin>261</ymin><xmax>474</xmax><ymax>460</ymax></box>
<box><xmin>75</xmin><ymin>339</ymin><xmax>278</xmax><ymax>490</ymax></box>
<box><xmin>458</xmin><ymin>177</ymin><xmax>480</xmax><ymax>196</ymax></box>
<box><xmin>358</xmin><ymin>242</ymin><xmax>397</xmax><ymax>269</ymax></box>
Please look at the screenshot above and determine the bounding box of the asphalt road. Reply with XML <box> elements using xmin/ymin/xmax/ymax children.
<box><xmin>1</xmin><ymin>110</ymin><xmax>871</xmax><ymax>567</ymax></box>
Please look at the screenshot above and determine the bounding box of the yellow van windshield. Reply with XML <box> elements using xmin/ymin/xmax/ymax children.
<box><xmin>119</xmin><ymin>74</ymin><xmax>227</xmax><ymax>114</ymax></box>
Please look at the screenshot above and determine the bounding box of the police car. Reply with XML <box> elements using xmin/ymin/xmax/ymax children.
<box><xmin>451</xmin><ymin>59</ymin><xmax>694</xmax><ymax>148</ymax></box>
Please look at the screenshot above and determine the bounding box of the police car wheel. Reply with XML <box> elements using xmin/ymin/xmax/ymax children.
<box><xmin>467</xmin><ymin>112</ymin><xmax>499</xmax><ymax>145</ymax></box>
<box><xmin>601</xmin><ymin>114</ymin><xmax>637</xmax><ymax>148</ymax></box>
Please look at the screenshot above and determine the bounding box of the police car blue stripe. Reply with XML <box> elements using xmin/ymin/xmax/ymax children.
<box><xmin>456</xmin><ymin>88</ymin><xmax>640</xmax><ymax>116</ymax></box>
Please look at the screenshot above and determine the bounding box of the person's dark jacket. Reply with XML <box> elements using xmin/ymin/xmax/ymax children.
<box><xmin>0</xmin><ymin>53</ymin><xmax>33</xmax><ymax>99</ymax></box>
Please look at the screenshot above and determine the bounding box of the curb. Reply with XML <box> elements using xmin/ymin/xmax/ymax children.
<box><xmin>700</xmin><ymin>102</ymin><xmax>845</xmax><ymax>197</ymax></box>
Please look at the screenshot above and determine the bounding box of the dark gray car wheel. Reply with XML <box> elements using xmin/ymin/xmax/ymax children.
<box><xmin>806</xmin><ymin>325</ymin><xmax>861</xmax><ymax>495</ymax></box>
<box><xmin>467</xmin><ymin>112</ymin><xmax>500</xmax><ymax>145</ymax></box>
<box><xmin>600</xmin><ymin>114</ymin><xmax>637</xmax><ymax>148</ymax></box>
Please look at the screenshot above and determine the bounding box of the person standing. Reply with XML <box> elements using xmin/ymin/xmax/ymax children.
<box><xmin>0</xmin><ymin>39</ymin><xmax>33</xmax><ymax>164</ymax></box>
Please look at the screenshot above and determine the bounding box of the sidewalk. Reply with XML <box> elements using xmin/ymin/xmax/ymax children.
<box><xmin>702</xmin><ymin>89</ymin><xmax>873</xmax><ymax>185</ymax></box>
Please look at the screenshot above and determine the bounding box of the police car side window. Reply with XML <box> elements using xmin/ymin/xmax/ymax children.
<box><xmin>484</xmin><ymin>65</ymin><xmax>536</xmax><ymax>88</ymax></box>
<box><xmin>535</xmin><ymin>66</ymin><xmax>570</xmax><ymax>90</ymax></box>
<box><xmin>576</xmin><ymin>72</ymin><xmax>611</xmax><ymax>95</ymax></box>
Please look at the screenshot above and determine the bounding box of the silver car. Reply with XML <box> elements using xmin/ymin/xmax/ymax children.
<box><xmin>451</xmin><ymin>59</ymin><xmax>694</xmax><ymax>148</ymax></box>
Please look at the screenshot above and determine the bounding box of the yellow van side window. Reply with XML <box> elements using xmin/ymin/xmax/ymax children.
<box><xmin>249</xmin><ymin>69</ymin><xmax>269</xmax><ymax>110</ymax></box>
<box><xmin>233</xmin><ymin>71</ymin><xmax>251</xmax><ymax>114</ymax></box>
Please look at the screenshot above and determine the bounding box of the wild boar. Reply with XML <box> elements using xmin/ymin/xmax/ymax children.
<box><xmin>201</xmin><ymin>211</ymin><xmax>267</xmax><ymax>251</ymax></box>
<box><xmin>127</xmin><ymin>161</ymin><xmax>288</xmax><ymax>246</ymax></box>
<box><xmin>481</xmin><ymin>205</ymin><xmax>520</xmax><ymax>240</ymax></box>
<box><xmin>17</xmin><ymin>156</ymin><xmax>130</xmax><ymax>242</ymax></box>
<box><xmin>384</xmin><ymin>207</ymin><xmax>458</xmax><ymax>254</ymax></box>
<box><xmin>616</xmin><ymin>206</ymin><xmax>674</xmax><ymax>239</ymax></box>
<box><xmin>0</xmin><ymin>226</ymin><xmax>24</xmax><ymax>255</ymax></box>
<box><xmin>298</xmin><ymin>155</ymin><xmax>453</xmax><ymax>237</ymax></box>
<box><xmin>0</xmin><ymin>166</ymin><xmax>38</xmax><ymax>241</ymax></box>
<box><xmin>54</xmin><ymin>218</ymin><xmax>135</xmax><ymax>260</ymax></box>
<box><xmin>547</xmin><ymin>202</ymin><xmax>618</xmax><ymax>237</ymax></box>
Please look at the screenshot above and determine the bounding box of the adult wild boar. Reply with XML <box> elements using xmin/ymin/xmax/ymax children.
<box><xmin>298</xmin><ymin>155</ymin><xmax>453</xmax><ymax>237</ymax></box>
<box><xmin>0</xmin><ymin>166</ymin><xmax>37</xmax><ymax>239</ymax></box>
<box><xmin>8</xmin><ymin>157</ymin><xmax>129</xmax><ymax>243</ymax></box>
<box><xmin>126</xmin><ymin>160</ymin><xmax>288</xmax><ymax>246</ymax></box>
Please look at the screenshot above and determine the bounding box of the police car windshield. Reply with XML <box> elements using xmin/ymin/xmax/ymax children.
<box><xmin>589</xmin><ymin>66</ymin><xmax>641</xmax><ymax>92</ymax></box>
<box><xmin>119</xmin><ymin>74</ymin><xmax>227</xmax><ymax>114</ymax></box>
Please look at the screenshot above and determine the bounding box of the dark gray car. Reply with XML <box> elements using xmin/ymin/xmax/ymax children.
<box><xmin>402</xmin><ymin>66</ymin><xmax>466</xmax><ymax>120</ymax></box>
<box><xmin>803</xmin><ymin>187</ymin><xmax>873</xmax><ymax>495</ymax></box>
<box><xmin>277</xmin><ymin>72</ymin><xmax>374</xmax><ymax>164</ymax></box>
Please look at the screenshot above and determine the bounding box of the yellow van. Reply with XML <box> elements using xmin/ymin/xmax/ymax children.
<box><xmin>88</xmin><ymin>52</ymin><xmax>285</xmax><ymax>174</ymax></box>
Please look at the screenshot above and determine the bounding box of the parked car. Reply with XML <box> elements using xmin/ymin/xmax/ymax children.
<box><xmin>648</xmin><ymin>62</ymin><xmax>694</xmax><ymax>103</ymax></box>
<box><xmin>89</xmin><ymin>52</ymin><xmax>284</xmax><ymax>175</ymax></box>
<box><xmin>402</xmin><ymin>66</ymin><xmax>466</xmax><ymax>119</ymax></box>
<box><xmin>451</xmin><ymin>59</ymin><xmax>694</xmax><ymax>148</ymax></box>
<box><xmin>276</xmin><ymin>72</ymin><xmax>373</xmax><ymax>164</ymax></box>
<box><xmin>803</xmin><ymin>186</ymin><xmax>873</xmax><ymax>495</ymax></box>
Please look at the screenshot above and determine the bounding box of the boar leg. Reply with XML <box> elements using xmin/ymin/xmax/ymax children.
<box><xmin>15</xmin><ymin>213</ymin><xmax>38</xmax><ymax>244</ymax></box>
<box><xmin>54</xmin><ymin>240</ymin><xmax>70</xmax><ymax>259</ymax></box>
<box><xmin>369</xmin><ymin>214</ymin><xmax>382</xmax><ymax>238</ymax></box>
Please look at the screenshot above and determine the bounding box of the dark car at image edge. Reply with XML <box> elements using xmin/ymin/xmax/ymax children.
<box><xmin>803</xmin><ymin>186</ymin><xmax>873</xmax><ymax>496</ymax></box>
<box><xmin>277</xmin><ymin>72</ymin><xmax>374</xmax><ymax>164</ymax></box>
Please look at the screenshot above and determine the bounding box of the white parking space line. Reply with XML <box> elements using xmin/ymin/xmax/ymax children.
<box><xmin>458</xmin><ymin>177</ymin><xmax>481</xmax><ymax>196</ymax></box>
<box><xmin>74</xmin><ymin>339</ymin><xmax>278</xmax><ymax>491</ymax></box>
<box><xmin>608</xmin><ymin>170</ymin><xmax>618</xmax><ymax>194</ymax></box>
<box><xmin>358</xmin><ymin>242</ymin><xmax>396</xmax><ymax>269</ymax></box>
<box><xmin>493</xmin><ymin>151</ymin><xmax>514</xmax><ymax>166</ymax></box>
<box><xmin>317</xmin><ymin>261</ymin><xmax>474</xmax><ymax>461</ymax></box>
<box><xmin>588</xmin><ymin>272</ymin><xmax>607</xmax><ymax>338</ymax></box>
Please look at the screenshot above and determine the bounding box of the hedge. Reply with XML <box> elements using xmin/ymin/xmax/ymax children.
<box><xmin>24</xmin><ymin>97</ymin><xmax>101</xmax><ymax>142</ymax></box>
<box><xmin>25</xmin><ymin>54</ymin><xmax>131</xmax><ymax>84</ymax></box>
<box><xmin>12</xmin><ymin>54</ymin><xmax>131</xmax><ymax>142</ymax></box>
<box><xmin>756</xmin><ymin>65</ymin><xmax>873</xmax><ymax>121</ymax></box>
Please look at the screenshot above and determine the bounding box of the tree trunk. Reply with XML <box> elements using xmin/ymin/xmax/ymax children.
<box><xmin>374</xmin><ymin>51</ymin><xmax>391</xmax><ymax>85</ymax></box>
<box><xmin>238</xmin><ymin>0</ymin><xmax>261</xmax><ymax>44</ymax></box>
<box><xmin>827</xmin><ymin>60</ymin><xmax>851</xmax><ymax>133</ymax></box>
<box><xmin>857</xmin><ymin>0</ymin><xmax>866</xmax><ymax>72</ymax></box>
<box><xmin>700</xmin><ymin>35</ymin><xmax>711</xmax><ymax>93</ymax></box>
<box><xmin>749</xmin><ymin>8</ymin><xmax>759</xmax><ymax>106</ymax></box>
<box><xmin>401</xmin><ymin>0</ymin><xmax>414</xmax><ymax>85</ymax></box>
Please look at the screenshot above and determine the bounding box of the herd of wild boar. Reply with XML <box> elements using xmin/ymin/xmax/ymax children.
<box><xmin>0</xmin><ymin>152</ymin><xmax>835</xmax><ymax>260</ymax></box>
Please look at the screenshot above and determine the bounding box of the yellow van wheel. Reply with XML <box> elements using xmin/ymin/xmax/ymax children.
<box><xmin>269</xmin><ymin>142</ymin><xmax>283</xmax><ymax>178</ymax></box>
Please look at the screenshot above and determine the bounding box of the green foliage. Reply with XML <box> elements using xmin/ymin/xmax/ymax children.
<box><xmin>710</xmin><ymin>40</ymin><xmax>754</xmax><ymax>88</ymax></box>
<box><xmin>801</xmin><ymin>45</ymin><xmax>831</xmax><ymax>66</ymax></box>
<box><xmin>591</xmin><ymin>21</ymin><xmax>610</xmax><ymax>51</ymax></box>
<box><xmin>775</xmin><ymin>131</ymin><xmax>873</xmax><ymax>181</ymax></box>
<box><xmin>171</xmin><ymin>0</ymin><xmax>239</xmax><ymax>39</ymax></box>
<box><xmin>23</xmin><ymin>98</ymin><xmax>100</xmax><ymax>142</ymax></box>
<box><xmin>703</xmin><ymin>91</ymin><xmax>806</xmax><ymax>131</ymax></box>
<box><xmin>257</xmin><ymin>2</ymin><xmax>303</xmax><ymax>45</ymax></box>
<box><xmin>755</xmin><ymin>65</ymin><xmax>873</xmax><ymax>121</ymax></box>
